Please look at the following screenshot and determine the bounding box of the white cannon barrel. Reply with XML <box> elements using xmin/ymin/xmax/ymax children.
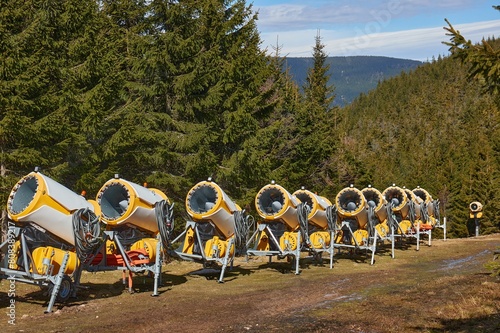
<box><xmin>6</xmin><ymin>171</ymin><xmax>98</xmax><ymax>246</ymax></box>
<box><xmin>185</xmin><ymin>180</ymin><xmax>239</xmax><ymax>239</ymax></box>
<box><xmin>96</xmin><ymin>177</ymin><xmax>168</xmax><ymax>234</ymax></box>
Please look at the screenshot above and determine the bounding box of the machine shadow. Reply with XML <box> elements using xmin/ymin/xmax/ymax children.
<box><xmin>16</xmin><ymin>271</ymin><xmax>188</xmax><ymax>311</ymax></box>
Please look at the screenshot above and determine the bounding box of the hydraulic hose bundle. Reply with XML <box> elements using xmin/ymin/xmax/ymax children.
<box><xmin>72</xmin><ymin>208</ymin><xmax>102</xmax><ymax>265</ymax></box>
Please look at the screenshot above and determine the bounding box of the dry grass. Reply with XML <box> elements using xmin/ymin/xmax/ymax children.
<box><xmin>1</xmin><ymin>234</ymin><xmax>499</xmax><ymax>333</ymax></box>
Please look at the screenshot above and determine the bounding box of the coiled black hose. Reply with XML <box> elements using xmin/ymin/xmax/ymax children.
<box><xmin>155</xmin><ymin>200</ymin><xmax>174</xmax><ymax>250</ymax></box>
<box><xmin>72</xmin><ymin>208</ymin><xmax>103</xmax><ymax>264</ymax></box>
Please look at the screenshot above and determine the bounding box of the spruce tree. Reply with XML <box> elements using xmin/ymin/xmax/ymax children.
<box><xmin>0</xmin><ymin>0</ymin><xmax>103</xmax><ymax>192</ymax></box>
<box><xmin>144</xmin><ymin>0</ymin><xmax>279</xmax><ymax>203</ymax></box>
<box><xmin>292</xmin><ymin>31</ymin><xmax>339</xmax><ymax>193</ymax></box>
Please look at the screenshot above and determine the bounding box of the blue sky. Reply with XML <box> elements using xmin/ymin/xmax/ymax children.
<box><xmin>250</xmin><ymin>0</ymin><xmax>500</xmax><ymax>61</ymax></box>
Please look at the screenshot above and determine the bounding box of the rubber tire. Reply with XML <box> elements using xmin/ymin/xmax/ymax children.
<box><xmin>48</xmin><ymin>275</ymin><xmax>73</xmax><ymax>302</ymax></box>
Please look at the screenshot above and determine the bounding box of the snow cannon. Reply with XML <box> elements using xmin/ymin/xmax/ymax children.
<box><xmin>172</xmin><ymin>178</ymin><xmax>248</xmax><ymax>282</ymax></box>
<box><xmin>293</xmin><ymin>188</ymin><xmax>332</xmax><ymax>249</ymax></box>
<box><xmin>361</xmin><ymin>186</ymin><xmax>387</xmax><ymax>224</ymax></box>
<box><xmin>403</xmin><ymin>187</ymin><xmax>422</xmax><ymax>219</ymax></box>
<box><xmin>335</xmin><ymin>185</ymin><xmax>369</xmax><ymax>229</ymax></box>
<box><xmin>255</xmin><ymin>181</ymin><xmax>301</xmax><ymax>230</ymax></box>
<box><xmin>96</xmin><ymin>175</ymin><xmax>168</xmax><ymax>234</ymax></box>
<box><xmin>182</xmin><ymin>178</ymin><xmax>242</xmax><ymax>260</ymax></box>
<box><xmin>248</xmin><ymin>182</ymin><xmax>305</xmax><ymax>254</ymax></box>
<box><xmin>3</xmin><ymin>169</ymin><xmax>101</xmax><ymax>312</ymax></box>
<box><xmin>292</xmin><ymin>188</ymin><xmax>331</xmax><ymax>230</ymax></box>
<box><xmin>185</xmin><ymin>179</ymin><xmax>240</xmax><ymax>239</ymax></box>
<box><xmin>412</xmin><ymin>187</ymin><xmax>438</xmax><ymax>226</ymax></box>
<box><xmin>382</xmin><ymin>185</ymin><xmax>413</xmax><ymax>234</ymax></box>
<box><xmin>361</xmin><ymin>186</ymin><xmax>389</xmax><ymax>237</ymax></box>
<box><xmin>382</xmin><ymin>185</ymin><xmax>409</xmax><ymax>218</ymax></box>
<box><xmin>6</xmin><ymin>169</ymin><xmax>99</xmax><ymax>246</ymax></box>
<box><xmin>469</xmin><ymin>201</ymin><xmax>483</xmax><ymax>218</ymax></box>
<box><xmin>334</xmin><ymin>185</ymin><xmax>370</xmax><ymax>246</ymax></box>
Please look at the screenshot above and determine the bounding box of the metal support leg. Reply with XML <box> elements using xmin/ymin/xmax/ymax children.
<box><xmin>391</xmin><ymin>225</ymin><xmax>395</xmax><ymax>259</ymax></box>
<box><xmin>152</xmin><ymin>239</ymin><xmax>162</xmax><ymax>296</ymax></box>
<box><xmin>329</xmin><ymin>231</ymin><xmax>334</xmax><ymax>269</ymax></box>
<box><xmin>416</xmin><ymin>222</ymin><xmax>420</xmax><ymax>251</ymax></box>
<box><xmin>370</xmin><ymin>229</ymin><xmax>377</xmax><ymax>265</ymax></box>
<box><xmin>45</xmin><ymin>252</ymin><xmax>69</xmax><ymax>313</ymax></box>
<box><xmin>294</xmin><ymin>231</ymin><xmax>301</xmax><ymax>275</ymax></box>
<box><xmin>218</xmin><ymin>238</ymin><xmax>234</xmax><ymax>283</ymax></box>
<box><xmin>443</xmin><ymin>217</ymin><xmax>447</xmax><ymax>241</ymax></box>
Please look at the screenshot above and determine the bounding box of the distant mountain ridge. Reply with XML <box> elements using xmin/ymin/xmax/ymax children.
<box><xmin>285</xmin><ymin>56</ymin><xmax>423</xmax><ymax>105</ymax></box>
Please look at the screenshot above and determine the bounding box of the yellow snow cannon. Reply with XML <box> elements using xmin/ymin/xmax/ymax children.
<box><xmin>469</xmin><ymin>201</ymin><xmax>483</xmax><ymax>219</ymax></box>
<box><xmin>3</xmin><ymin>169</ymin><xmax>101</xmax><ymax>312</ymax></box>
<box><xmin>334</xmin><ymin>185</ymin><xmax>369</xmax><ymax>245</ymax></box>
<box><xmin>246</xmin><ymin>181</ymin><xmax>307</xmax><ymax>274</ymax></box>
<box><xmin>95</xmin><ymin>175</ymin><xmax>171</xmax><ymax>262</ymax></box>
<box><xmin>292</xmin><ymin>188</ymin><xmax>332</xmax><ymax>250</ymax></box>
<box><xmin>172</xmin><ymin>178</ymin><xmax>249</xmax><ymax>282</ymax></box>
<box><xmin>361</xmin><ymin>185</ymin><xmax>389</xmax><ymax>238</ymax></box>
<box><xmin>183</xmin><ymin>178</ymin><xmax>241</xmax><ymax>259</ymax></box>
<box><xmin>254</xmin><ymin>181</ymin><xmax>303</xmax><ymax>252</ymax></box>
<box><xmin>382</xmin><ymin>185</ymin><xmax>413</xmax><ymax>234</ymax></box>
<box><xmin>412</xmin><ymin>187</ymin><xmax>439</xmax><ymax>227</ymax></box>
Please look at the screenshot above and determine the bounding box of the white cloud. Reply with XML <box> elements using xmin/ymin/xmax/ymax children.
<box><xmin>254</xmin><ymin>0</ymin><xmax>483</xmax><ymax>31</ymax></box>
<box><xmin>260</xmin><ymin>19</ymin><xmax>500</xmax><ymax>61</ymax></box>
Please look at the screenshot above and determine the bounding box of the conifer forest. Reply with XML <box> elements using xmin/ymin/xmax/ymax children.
<box><xmin>1</xmin><ymin>0</ymin><xmax>500</xmax><ymax>239</ymax></box>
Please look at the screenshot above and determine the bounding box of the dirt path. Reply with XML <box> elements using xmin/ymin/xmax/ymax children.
<box><xmin>2</xmin><ymin>234</ymin><xmax>500</xmax><ymax>333</ymax></box>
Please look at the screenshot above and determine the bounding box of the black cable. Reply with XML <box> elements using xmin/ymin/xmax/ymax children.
<box><xmin>233</xmin><ymin>210</ymin><xmax>254</xmax><ymax>255</ymax></box>
<box><xmin>155</xmin><ymin>200</ymin><xmax>175</xmax><ymax>250</ymax></box>
<box><xmin>72</xmin><ymin>208</ymin><xmax>103</xmax><ymax>264</ymax></box>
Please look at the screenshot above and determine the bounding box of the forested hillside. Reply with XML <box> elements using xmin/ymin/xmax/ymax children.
<box><xmin>286</xmin><ymin>56</ymin><xmax>423</xmax><ymax>105</ymax></box>
<box><xmin>334</xmin><ymin>54</ymin><xmax>500</xmax><ymax>237</ymax></box>
<box><xmin>0</xmin><ymin>0</ymin><xmax>499</xmax><ymax>238</ymax></box>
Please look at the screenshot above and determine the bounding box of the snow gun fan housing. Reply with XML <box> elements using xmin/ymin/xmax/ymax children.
<box><xmin>361</xmin><ymin>186</ymin><xmax>387</xmax><ymax>224</ymax></box>
<box><xmin>292</xmin><ymin>189</ymin><xmax>331</xmax><ymax>230</ymax></box>
<box><xmin>335</xmin><ymin>186</ymin><xmax>369</xmax><ymax>229</ymax></box>
<box><xmin>6</xmin><ymin>170</ymin><xmax>99</xmax><ymax>246</ymax></box>
<box><xmin>404</xmin><ymin>188</ymin><xmax>423</xmax><ymax>220</ymax></box>
<box><xmin>412</xmin><ymin>187</ymin><xmax>437</xmax><ymax>225</ymax></box>
<box><xmin>469</xmin><ymin>201</ymin><xmax>483</xmax><ymax>218</ymax></box>
<box><xmin>185</xmin><ymin>180</ymin><xmax>239</xmax><ymax>238</ymax></box>
<box><xmin>361</xmin><ymin>186</ymin><xmax>390</xmax><ymax>238</ymax></box>
<box><xmin>382</xmin><ymin>185</ymin><xmax>409</xmax><ymax>219</ymax></box>
<box><xmin>255</xmin><ymin>183</ymin><xmax>301</xmax><ymax>231</ymax></box>
<box><xmin>97</xmin><ymin>177</ymin><xmax>168</xmax><ymax>233</ymax></box>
